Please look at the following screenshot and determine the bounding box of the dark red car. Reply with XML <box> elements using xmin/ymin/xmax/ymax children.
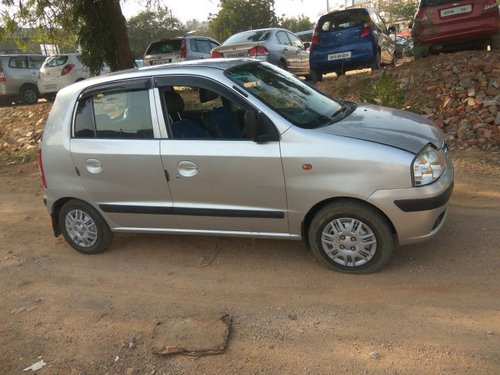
<box><xmin>412</xmin><ymin>0</ymin><xmax>500</xmax><ymax>56</ymax></box>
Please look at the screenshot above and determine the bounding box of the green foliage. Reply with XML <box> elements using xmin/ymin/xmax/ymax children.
<box><xmin>279</xmin><ymin>15</ymin><xmax>313</xmax><ymax>33</ymax></box>
<box><xmin>1</xmin><ymin>0</ymin><xmax>78</xmax><ymax>53</ymax></box>
<box><xmin>360</xmin><ymin>72</ymin><xmax>405</xmax><ymax>108</ymax></box>
<box><xmin>209</xmin><ymin>0</ymin><xmax>279</xmax><ymax>41</ymax></box>
<box><xmin>379</xmin><ymin>0</ymin><xmax>418</xmax><ymax>22</ymax></box>
<box><xmin>127</xmin><ymin>7</ymin><xmax>185</xmax><ymax>59</ymax></box>
<box><xmin>2</xmin><ymin>0</ymin><xmax>134</xmax><ymax>73</ymax></box>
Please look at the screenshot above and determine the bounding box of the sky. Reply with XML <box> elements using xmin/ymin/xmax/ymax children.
<box><xmin>121</xmin><ymin>0</ymin><xmax>348</xmax><ymax>23</ymax></box>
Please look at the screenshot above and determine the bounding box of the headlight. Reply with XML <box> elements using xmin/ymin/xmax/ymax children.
<box><xmin>412</xmin><ymin>144</ymin><xmax>446</xmax><ymax>186</ymax></box>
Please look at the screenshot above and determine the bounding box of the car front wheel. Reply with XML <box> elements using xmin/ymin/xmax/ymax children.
<box><xmin>58</xmin><ymin>199</ymin><xmax>113</xmax><ymax>254</ymax></box>
<box><xmin>308</xmin><ymin>201</ymin><xmax>394</xmax><ymax>274</ymax></box>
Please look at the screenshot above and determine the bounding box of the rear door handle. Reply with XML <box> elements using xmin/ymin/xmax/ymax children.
<box><xmin>177</xmin><ymin>160</ymin><xmax>198</xmax><ymax>177</ymax></box>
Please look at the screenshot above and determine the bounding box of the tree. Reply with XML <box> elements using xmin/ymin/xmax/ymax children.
<box><xmin>280</xmin><ymin>15</ymin><xmax>313</xmax><ymax>33</ymax></box>
<box><xmin>1</xmin><ymin>0</ymin><xmax>134</xmax><ymax>73</ymax></box>
<box><xmin>378</xmin><ymin>0</ymin><xmax>418</xmax><ymax>23</ymax></box>
<box><xmin>127</xmin><ymin>7</ymin><xmax>185</xmax><ymax>59</ymax></box>
<box><xmin>209</xmin><ymin>0</ymin><xmax>279</xmax><ymax>41</ymax></box>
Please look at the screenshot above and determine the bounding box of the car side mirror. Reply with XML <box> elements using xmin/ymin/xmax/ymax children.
<box><xmin>244</xmin><ymin>110</ymin><xmax>278</xmax><ymax>143</ymax></box>
<box><xmin>303</xmin><ymin>42</ymin><xmax>311</xmax><ymax>50</ymax></box>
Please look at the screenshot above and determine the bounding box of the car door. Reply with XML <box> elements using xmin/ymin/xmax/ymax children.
<box><xmin>154</xmin><ymin>76</ymin><xmax>289</xmax><ymax>235</ymax></box>
<box><xmin>276</xmin><ymin>30</ymin><xmax>300</xmax><ymax>72</ymax></box>
<box><xmin>370</xmin><ymin>11</ymin><xmax>395</xmax><ymax>65</ymax></box>
<box><xmin>286</xmin><ymin>32</ymin><xmax>310</xmax><ymax>75</ymax></box>
<box><xmin>7</xmin><ymin>56</ymin><xmax>31</xmax><ymax>93</ymax></box>
<box><xmin>69</xmin><ymin>79</ymin><xmax>177</xmax><ymax>230</ymax></box>
<box><xmin>28</xmin><ymin>56</ymin><xmax>46</xmax><ymax>84</ymax></box>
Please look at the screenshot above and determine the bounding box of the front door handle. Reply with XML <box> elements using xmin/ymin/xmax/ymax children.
<box><xmin>177</xmin><ymin>160</ymin><xmax>198</xmax><ymax>177</ymax></box>
<box><xmin>85</xmin><ymin>159</ymin><xmax>103</xmax><ymax>174</ymax></box>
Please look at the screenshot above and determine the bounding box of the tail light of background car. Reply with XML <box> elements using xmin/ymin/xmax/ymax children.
<box><xmin>248</xmin><ymin>46</ymin><xmax>269</xmax><ymax>57</ymax></box>
<box><xmin>415</xmin><ymin>8</ymin><xmax>429</xmax><ymax>21</ymax></box>
<box><xmin>61</xmin><ymin>64</ymin><xmax>75</xmax><ymax>76</ymax></box>
<box><xmin>312</xmin><ymin>23</ymin><xmax>319</xmax><ymax>45</ymax></box>
<box><xmin>360</xmin><ymin>20</ymin><xmax>372</xmax><ymax>38</ymax></box>
<box><xmin>484</xmin><ymin>0</ymin><xmax>497</xmax><ymax>12</ymax></box>
<box><xmin>180</xmin><ymin>39</ymin><xmax>187</xmax><ymax>59</ymax></box>
<box><xmin>38</xmin><ymin>149</ymin><xmax>47</xmax><ymax>189</ymax></box>
<box><xmin>0</xmin><ymin>67</ymin><xmax>5</xmax><ymax>83</ymax></box>
<box><xmin>210</xmin><ymin>50</ymin><xmax>223</xmax><ymax>58</ymax></box>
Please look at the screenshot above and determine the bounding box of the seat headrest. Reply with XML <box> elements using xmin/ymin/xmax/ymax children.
<box><xmin>199</xmin><ymin>88</ymin><xmax>218</xmax><ymax>103</ymax></box>
<box><xmin>164</xmin><ymin>91</ymin><xmax>184</xmax><ymax>113</ymax></box>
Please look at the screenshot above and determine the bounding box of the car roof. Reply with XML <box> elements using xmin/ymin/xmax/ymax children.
<box><xmin>60</xmin><ymin>58</ymin><xmax>256</xmax><ymax>94</ymax></box>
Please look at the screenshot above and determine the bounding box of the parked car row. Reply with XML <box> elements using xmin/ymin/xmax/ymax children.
<box><xmin>142</xmin><ymin>7</ymin><xmax>397</xmax><ymax>82</ymax></box>
<box><xmin>0</xmin><ymin>52</ymin><xmax>107</xmax><ymax>105</ymax></box>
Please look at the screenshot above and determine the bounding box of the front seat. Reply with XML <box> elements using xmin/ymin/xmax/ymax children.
<box><xmin>164</xmin><ymin>90</ymin><xmax>209</xmax><ymax>139</ymax></box>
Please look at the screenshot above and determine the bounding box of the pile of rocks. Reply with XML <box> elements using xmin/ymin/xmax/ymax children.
<box><xmin>397</xmin><ymin>50</ymin><xmax>499</xmax><ymax>150</ymax></box>
<box><xmin>0</xmin><ymin>103</ymin><xmax>51</xmax><ymax>156</ymax></box>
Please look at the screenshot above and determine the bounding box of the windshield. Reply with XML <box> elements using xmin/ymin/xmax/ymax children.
<box><xmin>224</xmin><ymin>30</ymin><xmax>271</xmax><ymax>45</ymax></box>
<box><xmin>226</xmin><ymin>62</ymin><xmax>343</xmax><ymax>129</ymax></box>
<box><xmin>146</xmin><ymin>39</ymin><xmax>182</xmax><ymax>55</ymax></box>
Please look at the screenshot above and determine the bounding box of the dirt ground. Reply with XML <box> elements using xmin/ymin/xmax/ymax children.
<box><xmin>0</xmin><ymin>143</ymin><xmax>499</xmax><ymax>374</ymax></box>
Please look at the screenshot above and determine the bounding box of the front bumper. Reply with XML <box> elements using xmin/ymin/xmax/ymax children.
<box><xmin>367</xmin><ymin>165</ymin><xmax>454</xmax><ymax>245</ymax></box>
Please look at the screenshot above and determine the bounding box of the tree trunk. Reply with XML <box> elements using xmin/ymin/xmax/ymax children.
<box><xmin>106</xmin><ymin>0</ymin><xmax>134</xmax><ymax>70</ymax></box>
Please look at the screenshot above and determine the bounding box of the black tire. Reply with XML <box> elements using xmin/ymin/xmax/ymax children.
<box><xmin>371</xmin><ymin>51</ymin><xmax>381</xmax><ymax>71</ymax></box>
<box><xmin>310</xmin><ymin>69</ymin><xmax>322</xmax><ymax>82</ymax></box>
<box><xmin>44</xmin><ymin>94</ymin><xmax>56</xmax><ymax>102</ymax></box>
<box><xmin>20</xmin><ymin>85</ymin><xmax>39</xmax><ymax>104</ymax></box>
<box><xmin>413</xmin><ymin>43</ymin><xmax>430</xmax><ymax>59</ymax></box>
<box><xmin>491</xmin><ymin>33</ymin><xmax>500</xmax><ymax>51</ymax></box>
<box><xmin>307</xmin><ymin>200</ymin><xmax>394</xmax><ymax>274</ymax></box>
<box><xmin>58</xmin><ymin>199</ymin><xmax>113</xmax><ymax>254</ymax></box>
<box><xmin>278</xmin><ymin>60</ymin><xmax>287</xmax><ymax>71</ymax></box>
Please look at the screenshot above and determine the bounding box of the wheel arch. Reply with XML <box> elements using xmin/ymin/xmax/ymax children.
<box><xmin>19</xmin><ymin>82</ymin><xmax>39</xmax><ymax>96</ymax></box>
<box><xmin>50</xmin><ymin>197</ymin><xmax>74</xmax><ymax>237</ymax></box>
<box><xmin>301</xmin><ymin>196</ymin><xmax>397</xmax><ymax>245</ymax></box>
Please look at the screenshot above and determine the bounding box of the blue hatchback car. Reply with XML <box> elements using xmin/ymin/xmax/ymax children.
<box><xmin>309</xmin><ymin>8</ymin><xmax>395</xmax><ymax>81</ymax></box>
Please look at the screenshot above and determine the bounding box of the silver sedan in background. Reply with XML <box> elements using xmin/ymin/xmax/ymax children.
<box><xmin>39</xmin><ymin>59</ymin><xmax>453</xmax><ymax>274</ymax></box>
<box><xmin>210</xmin><ymin>28</ymin><xmax>310</xmax><ymax>77</ymax></box>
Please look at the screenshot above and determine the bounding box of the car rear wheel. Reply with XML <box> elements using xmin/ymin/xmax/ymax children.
<box><xmin>308</xmin><ymin>200</ymin><xmax>394</xmax><ymax>274</ymax></box>
<box><xmin>371</xmin><ymin>51</ymin><xmax>381</xmax><ymax>71</ymax></box>
<box><xmin>20</xmin><ymin>85</ymin><xmax>39</xmax><ymax>104</ymax></box>
<box><xmin>491</xmin><ymin>33</ymin><xmax>500</xmax><ymax>51</ymax></box>
<box><xmin>310</xmin><ymin>69</ymin><xmax>322</xmax><ymax>82</ymax></box>
<box><xmin>59</xmin><ymin>199</ymin><xmax>113</xmax><ymax>254</ymax></box>
<box><xmin>278</xmin><ymin>60</ymin><xmax>288</xmax><ymax>71</ymax></box>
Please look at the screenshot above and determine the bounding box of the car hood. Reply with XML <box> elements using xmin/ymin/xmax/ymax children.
<box><xmin>317</xmin><ymin>104</ymin><xmax>443</xmax><ymax>154</ymax></box>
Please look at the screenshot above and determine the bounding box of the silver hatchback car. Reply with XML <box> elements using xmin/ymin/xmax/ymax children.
<box><xmin>39</xmin><ymin>59</ymin><xmax>454</xmax><ymax>274</ymax></box>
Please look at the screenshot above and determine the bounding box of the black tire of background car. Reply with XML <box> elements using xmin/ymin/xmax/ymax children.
<box><xmin>307</xmin><ymin>200</ymin><xmax>394</xmax><ymax>274</ymax></box>
<box><xmin>310</xmin><ymin>69</ymin><xmax>322</xmax><ymax>82</ymax></box>
<box><xmin>20</xmin><ymin>85</ymin><xmax>39</xmax><ymax>104</ymax></box>
<box><xmin>491</xmin><ymin>33</ymin><xmax>500</xmax><ymax>51</ymax></box>
<box><xmin>278</xmin><ymin>59</ymin><xmax>288</xmax><ymax>71</ymax></box>
<box><xmin>371</xmin><ymin>51</ymin><xmax>381</xmax><ymax>71</ymax></box>
<box><xmin>58</xmin><ymin>199</ymin><xmax>113</xmax><ymax>254</ymax></box>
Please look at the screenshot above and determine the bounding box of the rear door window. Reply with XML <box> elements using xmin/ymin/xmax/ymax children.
<box><xmin>191</xmin><ymin>39</ymin><xmax>213</xmax><ymax>54</ymax></box>
<box><xmin>74</xmin><ymin>88</ymin><xmax>154</xmax><ymax>139</ymax></box>
<box><xmin>28</xmin><ymin>56</ymin><xmax>46</xmax><ymax>69</ymax></box>
<box><xmin>9</xmin><ymin>56</ymin><xmax>28</xmax><ymax>68</ymax></box>
<box><xmin>276</xmin><ymin>31</ymin><xmax>290</xmax><ymax>45</ymax></box>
